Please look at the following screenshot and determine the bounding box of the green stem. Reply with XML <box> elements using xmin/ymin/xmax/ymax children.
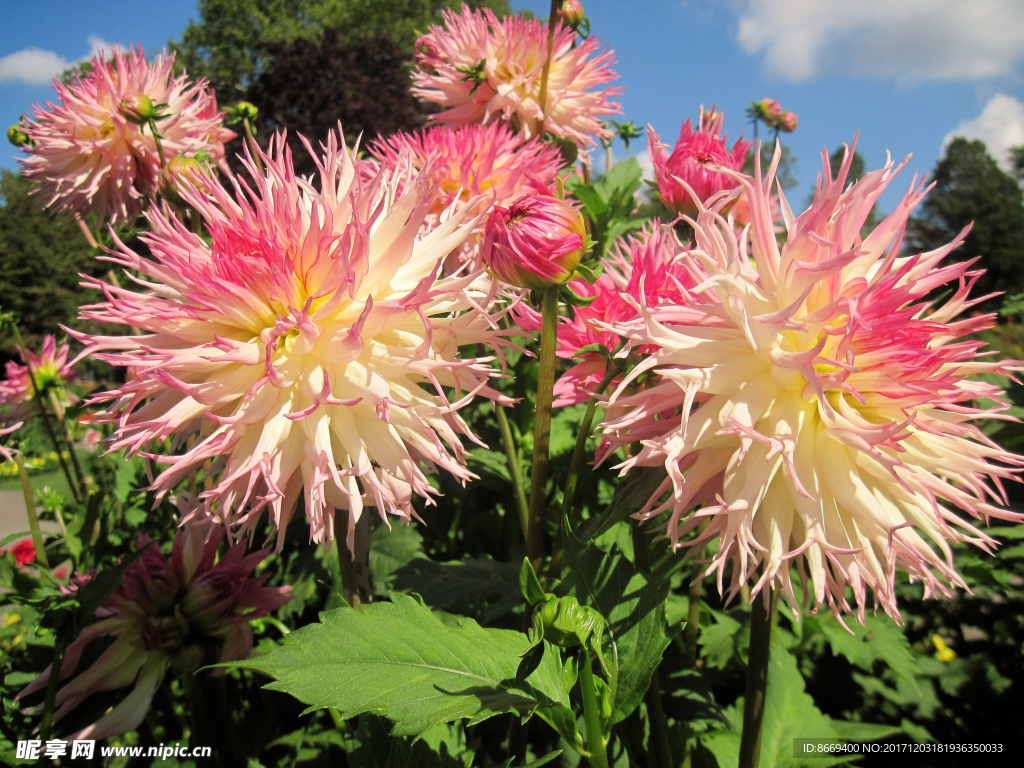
<box><xmin>535</xmin><ymin>0</ymin><xmax>561</xmax><ymax>138</ymax></box>
<box><xmin>190</xmin><ymin>206</ymin><xmax>203</xmax><ymax>236</ymax></box>
<box><xmin>645</xmin><ymin>667</ymin><xmax>673</xmax><ymax>768</ymax></box>
<box><xmin>335</xmin><ymin>513</ymin><xmax>372</xmax><ymax>608</ymax></box>
<box><xmin>39</xmin><ymin>639</ymin><xmax>66</xmax><ymax>741</ymax></box>
<box><xmin>738</xmin><ymin>587</ymin><xmax>778</xmax><ymax>768</ymax></box>
<box><xmin>682</xmin><ymin>543</ymin><xmax>706</xmax><ymax>667</ymax></box>
<box><xmin>16</xmin><ymin>456</ymin><xmax>48</xmax><ymax>568</ymax></box>
<box><xmin>8</xmin><ymin>322</ymin><xmax>81</xmax><ymax>504</ymax></box>
<box><xmin>527</xmin><ymin>287</ymin><xmax>559</xmax><ymax>574</ymax></box>
<box><xmin>497</xmin><ymin>405</ymin><xmax>530</xmax><ymax>540</ymax></box>
<box><xmin>50</xmin><ymin>391</ymin><xmax>86</xmax><ymax>499</ymax></box>
<box><xmin>148</xmin><ymin>119</ymin><xmax>166</xmax><ymax>168</ymax></box>
<box><xmin>579</xmin><ymin>649</ymin><xmax>609</xmax><ymax>768</ymax></box>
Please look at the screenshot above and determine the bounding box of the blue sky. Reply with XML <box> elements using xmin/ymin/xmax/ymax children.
<box><xmin>3</xmin><ymin>0</ymin><xmax>1024</xmax><ymax>213</ymax></box>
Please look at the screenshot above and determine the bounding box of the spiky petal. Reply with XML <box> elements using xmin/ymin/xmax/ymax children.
<box><xmin>19</xmin><ymin>46</ymin><xmax>235</xmax><ymax>227</ymax></box>
<box><xmin>411</xmin><ymin>5</ymin><xmax>621</xmax><ymax>150</ymax></box>
<box><xmin>0</xmin><ymin>334</ymin><xmax>78</xmax><ymax>418</ymax></box>
<box><xmin>602</xmin><ymin>141</ymin><xmax>1024</xmax><ymax>622</ymax></box>
<box><xmin>75</xmin><ymin>129</ymin><xmax>513</xmax><ymax>550</ymax></box>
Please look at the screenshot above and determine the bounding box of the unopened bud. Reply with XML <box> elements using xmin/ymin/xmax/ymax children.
<box><xmin>120</xmin><ymin>92</ymin><xmax>156</xmax><ymax>125</ymax></box>
<box><xmin>482</xmin><ymin>187</ymin><xmax>587</xmax><ymax>290</ymax></box>
<box><xmin>559</xmin><ymin>0</ymin><xmax>585</xmax><ymax>29</ymax></box>
<box><xmin>778</xmin><ymin>111</ymin><xmax>798</xmax><ymax>132</ymax></box>
<box><xmin>7</xmin><ymin>124</ymin><xmax>29</xmax><ymax>147</ymax></box>
<box><xmin>159</xmin><ymin>153</ymin><xmax>211</xmax><ymax>205</ymax></box>
<box><xmin>226</xmin><ymin>101</ymin><xmax>259</xmax><ymax>126</ymax></box>
<box><xmin>756</xmin><ymin>98</ymin><xmax>782</xmax><ymax>121</ymax></box>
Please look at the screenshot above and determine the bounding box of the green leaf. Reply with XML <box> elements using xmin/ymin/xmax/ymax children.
<box><xmin>577</xmin><ymin>467</ymin><xmax>667</xmax><ymax>542</ymax></box>
<box><xmin>809</xmin><ymin>613</ymin><xmax>923</xmax><ymax>694</ymax></box>
<box><xmin>700</xmin><ymin>638</ymin><xmax>899</xmax><ymax>768</ymax></box>
<box><xmin>349</xmin><ymin>716</ymin><xmax>472</xmax><ymax>768</ymax></box>
<box><xmin>391</xmin><ymin>556</ymin><xmax>521</xmax><ymax>624</ymax></box>
<box><xmin>369</xmin><ymin>522</ymin><xmax>424</xmax><ymax>595</ymax></box>
<box><xmin>231</xmin><ymin>593</ymin><xmax>573</xmax><ymax>737</ymax></box>
<box><xmin>557</xmin><ymin>530</ymin><xmax>675</xmax><ymax>723</ymax></box>
<box><xmin>520</xmin><ymin>558</ymin><xmax>547</xmax><ymax>606</ymax></box>
<box><xmin>499</xmin><ymin>751</ymin><xmax>562</xmax><ymax>768</ymax></box>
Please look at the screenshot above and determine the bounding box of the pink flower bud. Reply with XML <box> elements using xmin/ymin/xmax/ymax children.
<box><xmin>559</xmin><ymin>0</ymin><xmax>585</xmax><ymax>28</ymax></box>
<box><xmin>482</xmin><ymin>187</ymin><xmax>587</xmax><ymax>290</ymax></box>
<box><xmin>757</xmin><ymin>98</ymin><xmax>782</xmax><ymax>120</ymax></box>
<box><xmin>778</xmin><ymin>111</ymin><xmax>798</xmax><ymax>132</ymax></box>
<box><xmin>119</xmin><ymin>92</ymin><xmax>156</xmax><ymax>125</ymax></box>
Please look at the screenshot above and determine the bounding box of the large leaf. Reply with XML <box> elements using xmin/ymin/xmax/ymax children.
<box><xmin>557</xmin><ymin>530</ymin><xmax>675</xmax><ymax>723</ymax></box>
<box><xmin>700</xmin><ymin>638</ymin><xmax>898</xmax><ymax>768</ymax></box>
<box><xmin>391</xmin><ymin>556</ymin><xmax>521</xmax><ymax>624</ymax></box>
<box><xmin>348</xmin><ymin>716</ymin><xmax>471</xmax><ymax>768</ymax></box>
<box><xmin>369</xmin><ymin>522</ymin><xmax>424</xmax><ymax>595</ymax></box>
<box><xmin>232</xmin><ymin>593</ymin><xmax>573</xmax><ymax>737</ymax></box>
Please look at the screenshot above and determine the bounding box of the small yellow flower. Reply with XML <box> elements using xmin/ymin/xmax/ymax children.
<box><xmin>932</xmin><ymin>635</ymin><xmax>956</xmax><ymax>662</ymax></box>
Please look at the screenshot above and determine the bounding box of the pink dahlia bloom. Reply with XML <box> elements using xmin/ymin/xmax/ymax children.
<box><xmin>648</xmin><ymin>107</ymin><xmax>752</xmax><ymax>219</ymax></box>
<box><xmin>19</xmin><ymin>46</ymin><xmax>235</xmax><ymax>228</ymax></box>
<box><xmin>368</xmin><ymin>122</ymin><xmax>562</xmax><ymax>267</ymax></box>
<box><xmin>601</xmin><ymin>143</ymin><xmax>1023</xmax><ymax>622</ymax></box>
<box><xmin>482</xmin><ymin>183</ymin><xmax>587</xmax><ymax>290</ymax></box>
<box><xmin>18</xmin><ymin>525</ymin><xmax>289</xmax><ymax>740</ymax></box>
<box><xmin>75</xmin><ymin>129</ymin><xmax>513</xmax><ymax>549</ymax></box>
<box><xmin>0</xmin><ymin>335</ymin><xmax>79</xmax><ymax>418</ymax></box>
<box><xmin>518</xmin><ymin>223</ymin><xmax>696</xmax><ymax>405</ymax></box>
<box><xmin>411</xmin><ymin>6</ymin><xmax>621</xmax><ymax>151</ymax></box>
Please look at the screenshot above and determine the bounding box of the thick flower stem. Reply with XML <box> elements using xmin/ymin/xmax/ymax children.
<box><xmin>336</xmin><ymin>513</ymin><xmax>372</xmax><ymax>609</ymax></box>
<box><xmin>682</xmin><ymin>543</ymin><xmax>706</xmax><ymax>666</ymax></box>
<box><xmin>7</xmin><ymin>322</ymin><xmax>81</xmax><ymax>504</ymax></box>
<box><xmin>496</xmin><ymin>405</ymin><xmax>530</xmax><ymax>539</ymax></box>
<box><xmin>39</xmin><ymin>639</ymin><xmax>66</xmax><ymax>742</ymax></box>
<box><xmin>738</xmin><ymin>587</ymin><xmax>779</xmax><ymax>768</ymax></box>
<box><xmin>645</xmin><ymin>667</ymin><xmax>673</xmax><ymax>768</ymax></box>
<box><xmin>148</xmin><ymin>119</ymin><xmax>167</xmax><ymax>167</ymax></box>
<box><xmin>74</xmin><ymin>212</ymin><xmax>99</xmax><ymax>249</ymax></box>
<box><xmin>50</xmin><ymin>391</ymin><xmax>87</xmax><ymax>498</ymax></box>
<box><xmin>536</xmin><ymin>0</ymin><xmax>561</xmax><ymax>138</ymax></box>
<box><xmin>243</xmin><ymin>120</ymin><xmax>265</xmax><ymax>176</ymax></box>
<box><xmin>527</xmin><ymin>287</ymin><xmax>559</xmax><ymax>574</ymax></box>
<box><xmin>16</xmin><ymin>456</ymin><xmax>48</xmax><ymax>567</ymax></box>
<box><xmin>579</xmin><ymin>649</ymin><xmax>609</xmax><ymax>768</ymax></box>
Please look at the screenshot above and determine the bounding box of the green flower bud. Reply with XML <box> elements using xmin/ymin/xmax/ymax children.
<box><xmin>120</xmin><ymin>92</ymin><xmax>157</xmax><ymax>125</ymax></box>
<box><xmin>7</xmin><ymin>124</ymin><xmax>29</xmax><ymax>147</ymax></box>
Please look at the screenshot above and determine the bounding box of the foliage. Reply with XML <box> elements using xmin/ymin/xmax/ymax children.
<box><xmin>907</xmin><ymin>137</ymin><xmax>1024</xmax><ymax>311</ymax></box>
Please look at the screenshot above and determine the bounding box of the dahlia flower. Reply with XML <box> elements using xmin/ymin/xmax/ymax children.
<box><xmin>18</xmin><ymin>525</ymin><xmax>290</xmax><ymax>740</ymax></box>
<box><xmin>0</xmin><ymin>335</ymin><xmax>78</xmax><ymax>418</ymax></box>
<box><xmin>19</xmin><ymin>46</ymin><xmax>235</xmax><ymax>228</ymax></box>
<box><xmin>601</xmin><ymin>143</ymin><xmax>1023</xmax><ymax>621</ymax></box>
<box><xmin>411</xmin><ymin>6</ymin><xmax>621</xmax><ymax>150</ymax></box>
<box><xmin>518</xmin><ymin>224</ymin><xmax>695</xmax><ymax>405</ymax></box>
<box><xmin>482</xmin><ymin>183</ymin><xmax>587</xmax><ymax>290</ymax></box>
<box><xmin>75</xmin><ymin>130</ymin><xmax>513</xmax><ymax>549</ymax></box>
<box><xmin>368</xmin><ymin>122</ymin><xmax>562</xmax><ymax>267</ymax></box>
<box><xmin>648</xmin><ymin>107</ymin><xmax>752</xmax><ymax>219</ymax></box>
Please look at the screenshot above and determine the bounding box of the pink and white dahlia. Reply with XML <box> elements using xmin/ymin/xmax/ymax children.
<box><xmin>601</xmin><ymin>143</ymin><xmax>1023</xmax><ymax>621</ymax></box>
<box><xmin>19</xmin><ymin>46</ymin><xmax>235</xmax><ymax>227</ymax></box>
<box><xmin>75</xmin><ymin>130</ymin><xmax>513</xmax><ymax>549</ymax></box>
<box><xmin>0</xmin><ymin>335</ymin><xmax>79</xmax><ymax>418</ymax></box>
<box><xmin>368</xmin><ymin>122</ymin><xmax>562</xmax><ymax>266</ymax></box>
<box><xmin>518</xmin><ymin>223</ymin><xmax>695</xmax><ymax>405</ymax></box>
<box><xmin>648</xmin><ymin>107</ymin><xmax>752</xmax><ymax>219</ymax></box>
<box><xmin>18</xmin><ymin>525</ymin><xmax>290</xmax><ymax>740</ymax></box>
<box><xmin>411</xmin><ymin>5</ymin><xmax>621</xmax><ymax>150</ymax></box>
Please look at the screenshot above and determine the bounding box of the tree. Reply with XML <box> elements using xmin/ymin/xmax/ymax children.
<box><xmin>246</xmin><ymin>30</ymin><xmax>426</xmax><ymax>176</ymax></box>
<box><xmin>907</xmin><ymin>138</ymin><xmax>1024</xmax><ymax>310</ymax></box>
<box><xmin>0</xmin><ymin>171</ymin><xmax>105</xmax><ymax>363</ymax></box>
<box><xmin>172</xmin><ymin>0</ymin><xmax>512</xmax><ymax>103</ymax></box>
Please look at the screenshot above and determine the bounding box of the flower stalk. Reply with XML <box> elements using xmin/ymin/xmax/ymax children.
<box><xmin>536</xmin><ymin>0</ymin><xmax>562</xmax><ymax>138</ymax></box>
<box><xmin>496</xmin><ymin>405</ymin><xmax>530</xmax><ymax>539</ymax></box>
<box><xmin>527</xmin><ymin>287</ymin><xmax>560</xmax><ymax>573</ymax></box>
<box><xmin>16</xmin><ymin>455</ymin><xmax>48</xmax><ymax>567</ymax></box>
<box><xmin>38</xmin><ymin>640</ymin><xmax>66</xmax><ymax>742</ymax></box>
<box><xmin>738</xmin><ymin>587</ymin><xmax>778</xmax><ymax>768</ymax></box>
<box><xmin>579</xmin><ymin>649</ymin><xmax>608</xmax><ymax>768</ymax></box>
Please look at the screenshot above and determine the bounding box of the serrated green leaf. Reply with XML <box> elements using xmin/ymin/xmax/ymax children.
<box><xmin>232</xmin><ymin>593</ymin><xmax>572</xmax><ymax>737</ymax></box>
<box><xmin>369</xmin><ymin>522</ymin><xmax>424</xmax><ymax>594</ymax></box>
<box><xmin>557</xmin><ymin>530</ymin><xmax>675</xmax><ymax>723</ymax></box>
<box><xmin>349</xmin><ymin>716</ymin><xmax>471</xmax><ymax>768</ymax></box>
<box><xmin>810</xmin><ymin>613</ymin><xmax>923</xmax><ymax>693</ymax></box>
<box><xmin>391</xmin><ymin>556</ymin><xmax>521</xmax><ymax>624</ymax></box>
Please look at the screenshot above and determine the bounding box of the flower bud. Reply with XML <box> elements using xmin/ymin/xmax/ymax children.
<box><xmin>7</xmin><ymin>124</ymin><xmax>29</xmax><ymax>147</ymax></box>
<box><xmin>756</xmin><ymin>98</ymin><xmax>782</xmax><ymax>121</ymax></box>
<box><xmin>159</xmin><ymin>152</ymin><xmax>211</xmax><ymax>205</ymax></box>
<box><xmin>120</xmin><ymin>92</ymin><xmax>156</xmax><ymax>125</ymax></box>
<box><xmin>778</xmin><ymin>111</ymin><xmax>798</xmax><ymax>132</ymax></box>
<box><xmin>482</xmin><ymin>189</ymin><xmax>586</xmax><ymax>290</ymax></box>
<box><xmin>559</xmin><ymin>0</ymin><xmax>585</xmax><ymax>29</ymax></box>
<box><xmin>226</xmin><ymin>101</ymin><xmax>259</xmax><ymax>126</ymax></box>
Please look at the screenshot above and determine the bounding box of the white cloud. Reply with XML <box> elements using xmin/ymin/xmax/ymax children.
<box><xmin>0</xmin><ymin>36</ymin><xmax>114</xmax><ymax>86</ymax></box>
<box><xmin>737</xmin><ymin>0</ymin><xmax>1024</xmax><ymax>82</ymax></box>
<box><xmin>0</xmin><ymin>47</ymin><xmax>72</xmax><ymax>85</ymax></box>
<box><xmin>942</xmin><ymin>94</ymin><xmax>1024</xmax><ymax>172</ymax></box>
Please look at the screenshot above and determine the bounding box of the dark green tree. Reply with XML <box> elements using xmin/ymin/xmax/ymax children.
<box><xmin>0</xmin><ymin>171</ymin><xmax>105</xmax><ymax>362</ymax></box>
<box><xmin>907</xmin><ymin>138</ymin><xmax>1024</xmax><ymax>310</ymax></box>
<box><xmin>1009</xmin><ymin>144</ymin><xmax>1024</xmax><ymax>183</ymax></box>
<box><xmin>246</xmin><ymin>30</ymin><xmax>426</xmax><ymax>176</ymax></box>
<box><xmin>172</xmin><ymin>0</ymin><xmax>512</xmax><ymax>103</ymax></box>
